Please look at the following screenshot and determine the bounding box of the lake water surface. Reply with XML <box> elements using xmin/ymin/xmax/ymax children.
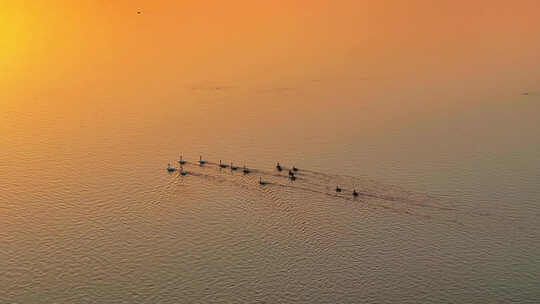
<box><xmin>1</xmin><ymin>77</ymin><xmax>539</xmax><ymax>303</ymax></box>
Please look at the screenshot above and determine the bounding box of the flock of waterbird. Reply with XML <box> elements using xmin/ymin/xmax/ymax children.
<box><xmin>167</xmin><ymin>154</ymin><xmax>360</xmax><ymax>197</ymax></box>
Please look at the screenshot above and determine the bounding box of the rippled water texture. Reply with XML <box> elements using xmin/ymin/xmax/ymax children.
<box><xmin>2</xmin><ymin>82</ymin><xmax>539</xmax><ymax>303</ymax></box>
<box><xmin>2</xmin><ymin>1</ymin><xmax>540</xmax><ymax>303</ymax></box>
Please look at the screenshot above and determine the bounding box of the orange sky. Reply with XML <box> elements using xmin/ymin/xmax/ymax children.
<box><xmin>2</xmin><ymin>0</ymin><xmax>540</xmax><ymax>102</ymax></box>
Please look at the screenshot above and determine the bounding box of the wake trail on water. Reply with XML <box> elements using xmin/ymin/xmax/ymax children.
<box><xmin>167</xmin><ymin>162</ymin><xmax>482</xmax><ymax>225</ymax></box>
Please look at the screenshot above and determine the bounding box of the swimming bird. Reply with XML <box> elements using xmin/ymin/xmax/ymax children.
<box><xmin>335</xmin><ymin>185</ymin><xmax>342</xmax><ymax>192</ymax></box>
<box><xmin>276</xmin><ymin>162</ymin><xmax>282</xmax><ymax>171</ymax></box>
<box><xmin>199</xmin><ymin>155</ymin><xmax>206</xmax><ymax>165</ymax></box>
<box><xmin>259</xmin><ymin>177</ymin><xmax>269</xmax><ymax>185</ymax></box>
<box><xmin>243</xmin><ymin>165</ymin><xmax>250</xmax><ymax>174</ymax></box>
<box><xmin>180</xmin><ymin>166</ymin><xmax>187</xmax><ymax>176</ymax></box>
<box><xmin>167</xmin><ymin>163</ymin><xmax>175</xmax><ymax>172</ymax></box>
<box><xmin>353</xmin><ymin>189</ymin><xmax>359</xmax><ymax>197</ymax></box>
<box><xmin>219</xmin><ymin>160</ymin><xmax>227</xmax><ymax>168</ymax></box>
<box><xmin>179</xmin><ymin>154</ymin><xmax>186</xmax><ymax>165</ymax></box>
<box><xmin>230</xmin><ymin>162</ymin><xmax>238</xmax><ymax>170</ymax></box>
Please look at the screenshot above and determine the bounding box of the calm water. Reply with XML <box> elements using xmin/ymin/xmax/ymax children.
<box><xmin>1</xmin><ymin>79</ymin><xmax>539</xmax><ymax>303</ymax></box>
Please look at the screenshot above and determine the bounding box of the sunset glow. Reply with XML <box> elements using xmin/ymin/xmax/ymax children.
<box><xmin>2</xmin><ymin>3</ymin><xmax>540</xmax><ymax>302</ymax></box>
<box><xmin>2</xmin><ymin>1</ymin><xmax>539</xmax><ymax>98</ymax></box>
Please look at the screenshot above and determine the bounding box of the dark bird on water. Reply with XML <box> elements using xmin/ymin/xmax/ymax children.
<box><xmin>179</xmin><ymin>154</ymin><xmax>186</xmax><ymax>165</ymax></box>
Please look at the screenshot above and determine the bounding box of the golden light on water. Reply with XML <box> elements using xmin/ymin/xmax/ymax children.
<box><xmin>2</xmin><ymin>0</ymin><xmax>539</xmax><ymax>103</ymax></box>
<box><xmin>1</xmin><ymin>2</ymin><xmax>540</xmax><ymax>303</ymax></box>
